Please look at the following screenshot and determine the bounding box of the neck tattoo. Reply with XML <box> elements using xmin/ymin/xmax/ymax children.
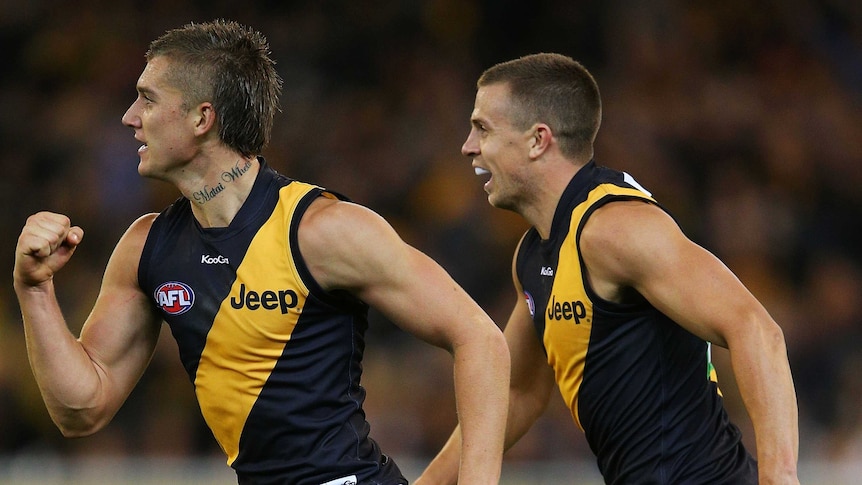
<box><xmin>221</xmin><ymin>158</ymin><xmax>254</xmax><ymax>183</ymax></box>
<box><xmin>191</xmin><ymin>158</ymin><xmax>255</xmax><ymax>205</ymax></box>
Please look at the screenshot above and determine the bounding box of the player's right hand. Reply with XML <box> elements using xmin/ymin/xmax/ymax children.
<box><xmin>14</xmin><ymin>212</ymin><xmax>84</xmax><ymax>288</ymax></box>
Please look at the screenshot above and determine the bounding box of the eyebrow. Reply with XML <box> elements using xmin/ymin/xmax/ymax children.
<box><xmin>136</xmin><ymin>85</ymin><xmax>157</xmax><ymax>99</ymax></box>
<box><xmin>471</xmin><ymin>116</ymin><xmax>491</xmax><ymax>129</ymax></box>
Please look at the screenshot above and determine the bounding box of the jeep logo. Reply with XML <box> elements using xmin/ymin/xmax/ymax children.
<box><xmin>547</xmin><ymin>295</ymin><xmax>587</xmax><ymax>324</ymax></box>
<box><xmin>230</xmin><ymin>283</ymin><xmax>298</xmax><ymax>314</ymax></box>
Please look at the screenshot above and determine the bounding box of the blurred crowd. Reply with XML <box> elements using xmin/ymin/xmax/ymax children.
<box><xmin>1</xmin><ymin>0</ymin><xmax>860</xmax><ymax>474</ymax></box>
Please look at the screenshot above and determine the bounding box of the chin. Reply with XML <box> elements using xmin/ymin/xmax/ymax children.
<box><xmin>487</xmin><ymin>188</ymin><xmax>503</xmax><ymax>205</ymax></box>
<box><xmin>137</xmin><ymin>162</ymin><xmax>165</xmax><ymax>181</ymax></box>
<box><xmin>488</xmin><ymin>194</ymin><xmax>518</xmax><ymax>213</ymax></box>
<box><xmin>137</xmin><ymin>162</ymin><xmax>153</xmax><ymax>178</ymax></box>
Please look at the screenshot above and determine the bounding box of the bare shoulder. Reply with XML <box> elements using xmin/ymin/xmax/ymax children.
<box><xmin>297</xmin><ymin>197</ymin><xmax>404</xmax><ymax>291</ymax></box>
<box><xmin>583</xmin><ymin>198</ymin><xmax>665</xmax><ymax>240</ymax></box>
<box><xmin>580</xmin><ymin>200</ymin><xmax>685</xmax><ymax>293</ymax></box>
<box><xmin>298</xmin><ymin>197</ymin><xmax>393</xmax><ymax>248</ymax></box>
<box><xmin>104</xmin><ymin>213</ymin><xmax>159</xmax><ymax>286</ymax></box>
<box><xmin>511</xmin><ymin>231</ymin><xmax>529</xmax><ymax>290</ymax></box>
<box><xmin>114</xmin><ymin>213</ymin><xmax>158</xmax><ymax>255</ymax></box>
<box><xmin>126</xmin><ymin>213</ymin><xmax>158</xmax><ymax>239</ymax></box>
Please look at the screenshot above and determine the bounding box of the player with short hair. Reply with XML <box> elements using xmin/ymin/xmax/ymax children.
<box><xmin>418</xmin><ymin>53</ymin><xmax>799</xmax><ymax>485</ymax></box>
<box><xmin>14</xmin><ymin>20</ymin><xmax>509</xmax><ymax>485</ymax></box>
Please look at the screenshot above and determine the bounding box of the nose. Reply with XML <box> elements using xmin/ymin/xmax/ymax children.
<box><xmin>121</xmin><ymin>100</ymin><xmax>141</xmax><ymax>128</ymax></box>
<box><xmin>462</xmin><ymin>129</ymin><xmax>479</xmax><ymax>157</ymax></box>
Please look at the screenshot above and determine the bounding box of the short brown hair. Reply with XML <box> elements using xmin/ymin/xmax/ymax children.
<box><xmin>478</xmin><ymin>53</ymin><xmax>601</xmax><ymax>159</ymax></box>
<box><xmin>146</xmin><ymin>19</ymin><xmax>282</xmax><ymax>157</ymax></box>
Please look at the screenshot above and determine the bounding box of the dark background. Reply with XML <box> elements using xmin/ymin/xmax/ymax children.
<box><xmin>1</xmin><ymin>0</ymin><xmax>860</xmax><ymax>479</ymax></box>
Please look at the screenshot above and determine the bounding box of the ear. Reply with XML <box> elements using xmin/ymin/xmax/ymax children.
<box><xmin>528</xmin><ymin>123</ymin><xmax>553</xmax><ymax>159</ymax></box>
<box><xmin>192</xmin><ymin>102</ymin><xmax>217</xmax><ymax>136</ymax></box>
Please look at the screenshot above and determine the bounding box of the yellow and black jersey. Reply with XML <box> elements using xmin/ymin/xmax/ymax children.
<box><xmin>516</xmin><ymin>160</ymin><xmax>757</xmax><ymax>484</ymax></box>
<box><xmin>139</xmin><ymin>159</ymin><xmax>406</xmax><ymax>485</ymax></box>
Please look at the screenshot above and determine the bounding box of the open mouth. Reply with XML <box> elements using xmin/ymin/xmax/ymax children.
<box><xmin>474</xmin><ymin>166</ymin><xmax>492</xmax><ymax>191</ymax></box>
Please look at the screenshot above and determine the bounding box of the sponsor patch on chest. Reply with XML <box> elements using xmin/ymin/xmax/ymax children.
<box><xmin>230</xmin><ymin>283</ymin><xmax>299</xmax><ymax>314</ymax></box>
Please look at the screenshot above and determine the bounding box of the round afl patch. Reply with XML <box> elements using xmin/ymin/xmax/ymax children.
<box><xmin>524</xmin><ymin>291</ymin><xmax>536</xmax><ymax>317</ymax></box>
<box><xmin>154</xmin><ymin>281</ymin><xmax>195</xmax><ymax>315</ymax></box>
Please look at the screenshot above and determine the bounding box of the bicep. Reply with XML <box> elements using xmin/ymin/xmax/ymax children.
<box><xmin>639</xmin><ymin>240</ymin><xmax>770</xmax><ymax>347</ymax></box>
<box><xmin>366</xmin><ymin>244</ymin><xmax>487</xmax><ymax>348</ymax></box>
<box><xmin>300</xmin><ymin>201</ymin><xmax>490</xmax><ymax>349</ymax></box>
<box><xmin>78</xmin><ymin>215</ymin><xmax>162</xmax><ymax>404</ymax></box>
<box><xmin>582</xmin><ymin>202</ymin><xmax>769</xmax><ymax>347</ymax></box>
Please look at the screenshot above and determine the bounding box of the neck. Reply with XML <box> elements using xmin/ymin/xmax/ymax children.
<box><xmin>523</xmin><ymin>159</ymin><xmax>583</xmax><ymax>240</ymax></box>
<box><xmin>182</xmin><ymin>155</ymin><xmax>261</xmax><ymax>228</ymax></box>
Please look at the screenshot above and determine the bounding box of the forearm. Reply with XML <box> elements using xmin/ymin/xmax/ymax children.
<box><xmin>450</xmin><ymin>329</ymin><xmax>510</xmax><ymax>484</ymax></box>
<box><xmin>16</xmin><ymin>282</ymin><xmax>108</xmax><ymax>436</ymax></box>
<box><xmin>730</xmin><ymin>322</ymin><xmax>799</xmax><ymax>484</ymax></box>
<box><xmin>416</xmin><ymin>427</ymin><xmax>462</xmax><ymax>485</ymax></box>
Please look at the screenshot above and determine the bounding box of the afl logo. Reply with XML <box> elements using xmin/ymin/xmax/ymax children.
<box><xmin>155</xmin><ymin>281</ymin><xmax>195</xmax><ymax>315</ymax></box>
<box><xmin>524</xmin><ymin>291</ymin><xmax>536</xmax><ymax>317</ymax></box>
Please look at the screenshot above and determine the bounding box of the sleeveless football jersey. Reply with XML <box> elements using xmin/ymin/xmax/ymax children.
<box><xmin>516</xmin><ymin>160</ymin><xmax>757</xmax><ymax>484</ymax></box>
<box><xmin>138</xmin><ymin>159</ymin><xmax>406</xmax><ymax>485</ymax></box>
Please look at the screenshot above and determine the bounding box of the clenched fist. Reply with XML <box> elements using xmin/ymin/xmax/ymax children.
<box><xmin>14</xmin><ymin>212</ymin><xmax>84</xmax><ymax>288</ymax></box>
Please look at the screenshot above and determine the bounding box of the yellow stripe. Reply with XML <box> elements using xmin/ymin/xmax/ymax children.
<box><xmin>194</xmin><ymin>186</ymin><xmax>310</xmax><ymax>464</ymax></box>
<box><xmin>545</xmin><ymin>184</ymin><xmax>656</xmax><ymax>430</ymax></box>
<box><xmin>544</xmin><ymin>226</ymin><xmax>592</xmax><ymax>431</ymax></box>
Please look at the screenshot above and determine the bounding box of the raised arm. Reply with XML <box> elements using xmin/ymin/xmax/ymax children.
<box><xmin>14</xmin><ymin>212</ymin><xmax>164</xmax><ymax>437</ymax></box>
<box><xmin>298</xmin><ymin>197</ymin><xmax>510</xmax><ymax>485</ymax></box>
<box><xmin>580</xmin><ymin>200</ymin><xmax>799</xmax><ymax>485</ymax></box>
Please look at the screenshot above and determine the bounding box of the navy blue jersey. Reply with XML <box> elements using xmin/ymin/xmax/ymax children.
<box><xmin>138</xmin><ymin>159</ymin><xmax>406</xmax><ymax>485</ymax></box>
<box><xmin>516</xmin><ymin>160</ymin><xmax>757</xmax><ymax>484</ymax></box>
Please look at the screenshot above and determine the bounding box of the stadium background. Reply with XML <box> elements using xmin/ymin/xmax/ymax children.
<box><xmin>0</xmin><ymin>0</ymin><xmax>859</xmax><ymax>483</ymax></box>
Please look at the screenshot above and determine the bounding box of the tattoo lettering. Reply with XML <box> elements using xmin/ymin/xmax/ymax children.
<box><xmin>192</xmin><ymin>159</ymin><xmax>253</xmax><ymax>205</ymax></box>
<box><xmin>193</xmin><ymin>183</ymin><xmax>225</xmax><ymax>204</ymax></box>
<box><xmin>222</xmin><ymin>158</ymin><xmax>253</xmax><ymax>183</ymax></box>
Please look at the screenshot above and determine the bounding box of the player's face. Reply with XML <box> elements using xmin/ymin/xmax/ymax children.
<box><xmin>122</xmin><ymin>56</ymin><xmax>200</xmax><ymax>180</ymax></box>
<box><xmin>462</xmin><ymin>83</ymin><xmax>533</xmax><ymax>212</ymax></box>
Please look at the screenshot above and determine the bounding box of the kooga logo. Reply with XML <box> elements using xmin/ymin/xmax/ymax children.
<box><xmin>202</xmin><ymin>254</ymin><xmax>230</xmax><ymax>264</ymax></box>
